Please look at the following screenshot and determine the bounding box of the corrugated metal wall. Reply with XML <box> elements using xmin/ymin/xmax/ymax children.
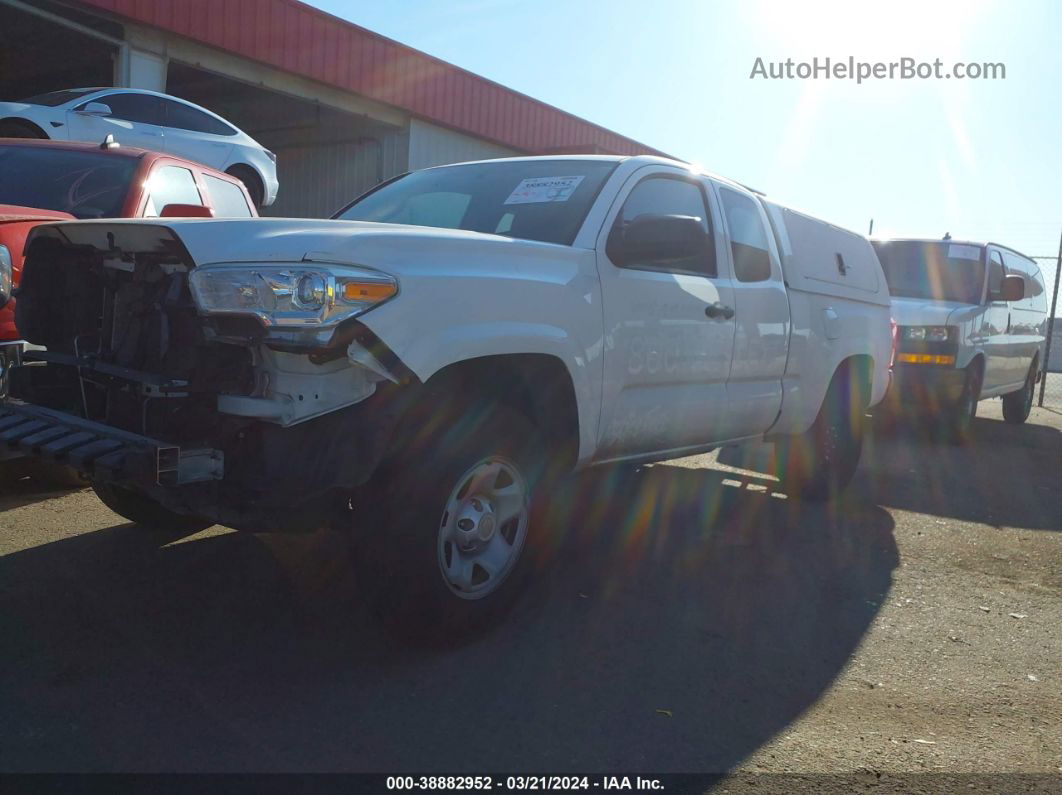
<box><xmin>78</xmin><ymin>0</ymin><xmax>668</xmax><ymax>158</ymax></box>
<box><xmin>407</xmin><ymin>119</ymin><xmax>518</xmax><ymax>171</ymax></box>
<box><xmin>263</xmin><ymin>128</ymin><xmax>408</xmax><ymax>218</ymax></box>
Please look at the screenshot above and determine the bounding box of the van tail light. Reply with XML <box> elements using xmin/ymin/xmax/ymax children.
<box><xmin>889</xmin><ymin>318</ymin><xmax>898</xmax><ymax>369</ymax></box>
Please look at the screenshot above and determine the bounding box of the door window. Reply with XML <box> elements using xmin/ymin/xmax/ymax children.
<box><xmin>719</xmin><ymin>187</ymin><xmax>772</xmax><ymax>282</ymax></box>
<box><xmin>987</xmin><ymin>251</ymin><xmax>1005</xmax><ymax>301</ymax></box>
<box><xmin>162</xmin><ymin>99</ymin><xmax>236</xmax><ymax>136</ymax></box>
<box><xmin>1003</xmin><ymin>251</ymin><xmax>1043</xmax><ymax>310</ymax></box>
<box><xmin>143</xmin><ymin>166</ymin><xmax>203</xmax><ymax>217</ymax></box>
<box><xmin>610</xmin><ymin>176</ymin><xmax>714</xmax><ymax>275</ymax></box>
<box><xmin>203</xmin><ymin>174</ymin><xmax>253</xmax><ymax>218</ymax></box>
<box><xmin>87</xmin><ymin>93</ymin><xmax>166</xmax><ymax>125</ymax></box>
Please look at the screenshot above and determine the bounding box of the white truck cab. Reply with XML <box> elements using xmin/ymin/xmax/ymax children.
<box><xmin>6</xmin><ymin>155</ymin><xmax>892</xmax><ymax>638</ymax></box>
<box><xmin>872</xmin><ymin>238</ymin><xmax>1048</xmax><ymax>437</ymax></box>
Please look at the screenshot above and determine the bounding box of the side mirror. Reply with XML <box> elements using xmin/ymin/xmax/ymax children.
<box><xmin>160</xmin><ymin>204</ymin><xmax>214</xmax><ymax>218</ymax></box>
<box><xmin>608</xmin><ymin>213</ymin><xmax>708</xmax><ymax>266</ymax></box>
<box><xmin>991</xmin><ymin>274</ymin><xmax>1025</xmax><ymax>303</ymax></box>
<box><xmin>77</xmin><ymin>102</ymin><xmax>112</xmax><ymax>117</ymax></box>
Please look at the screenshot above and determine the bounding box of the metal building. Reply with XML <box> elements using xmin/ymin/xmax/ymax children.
<box><xmin>0</xmin><ymin>0</ymin><xmax>667</xmax><ymax>217</ymax></box>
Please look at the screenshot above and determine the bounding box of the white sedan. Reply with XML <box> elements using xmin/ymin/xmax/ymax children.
<box><xmin>0</xmin><ymin>87</ymin><xmax>278</xmax><ymax>207</ymax></box>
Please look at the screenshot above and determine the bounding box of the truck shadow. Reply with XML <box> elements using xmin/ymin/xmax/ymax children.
<box><xmin>0</xmin><ymin>458</ymin><xmax>86</xmax><ymax>512</ymax></box>
<box><xmin>0</xmin><ymin>464</ymin><xmax>896</xmax><ymax>772</ymax></box>
<box><xmin>861</xmin><ymin>412</ymin><xmax>1062</xmax><ymax>532</ymax></box>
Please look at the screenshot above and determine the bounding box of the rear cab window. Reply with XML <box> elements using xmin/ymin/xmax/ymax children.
<box><xmin>142</xmin><ymin>165</ymin><xmax>203</xmax><ymax>217</ymax></box>
<box><xmin>719</xmin><ymin>187</ymin><xmax>772</xmax><ymax>282</ymax></box>
<box><xmin>203</xmin><ymin>173</ymin><xmax>254</xmax><ymax>218</ymax></box>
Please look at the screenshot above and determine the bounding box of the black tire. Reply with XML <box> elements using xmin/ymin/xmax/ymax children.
<box><xmin>1001</xmin><ymin>363</ymin><xmax>1036</xmax><ymax>424</ymax></box>
<box><xmin>92</xmin><ymin>482</ymin><xmax>212</xmax><ymax>532</ymax></box>
<box><xmin>0</xmin><ymin>119</ymin><xmax>46</xmax><ymax>139</ymax></box>
<box><xmin>776</xmin><ymin>369</ymin><xmax>867</xmax><ymax>501</ymax></box>
<box><xmin>225</xmin><ymin>165</ymin><xmax>264</xmax><ymax>208</ymax></box>
<box><xmin>947</xmin><ymin>364</ymin><xmax>982</xmax><ymax>444</ymax></box>
<box><xmin>0</xmin><ymin>347</ymin><xmax>12</xmax><ymax>401</ymax></box>
<box><xmin>351</xmin><ymin>405</ymin><xmax>546</xmax><ymax>642</ymax></box>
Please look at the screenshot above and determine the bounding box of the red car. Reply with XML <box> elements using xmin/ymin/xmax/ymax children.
<box><xmin>0</xmin><ymin>137</ymin><xmax>258</xmax><ymax>395</ymax></box>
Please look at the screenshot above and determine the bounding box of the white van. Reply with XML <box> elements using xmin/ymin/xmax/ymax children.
<box><xmin>872</xmin><ymin>238</ymin><xmax>1049</xmax><ymax>438</ymax></box>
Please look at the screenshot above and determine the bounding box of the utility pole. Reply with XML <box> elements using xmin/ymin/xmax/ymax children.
<box><xmin>868</xmin><ymin>219</ymin><xmax>874</xmax><ymax>236</ymax></box>
<box><xmin>1038</xmin><ymin>226</ymin><xmax>1062</xmax><ymax>407</ymax></box>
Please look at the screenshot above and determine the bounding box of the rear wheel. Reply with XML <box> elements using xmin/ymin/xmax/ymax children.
<box><xmin>92</xmin><ymin>482</ymin><xmax>212</xmax><ymax>532</ymax></box>
<box><xmin>224</xmin><ymin>165</ymin><xmax>264</xmax><ymax>209</ymax></box>
<box><xmin>1001</xmin><ymin>362</ymin><xmax>1036</xmax><ymax>424</ymax></box>
<box><xmin>352</xmin><ymin>406</ymin><xmax>545</xmax><ymax>641</ymax></box>
<box><xmin>777</xmin><ymin>368</ymin><xmax>868</xmax><ymax>501</ymax></box>
<box><xmin>947</xmin><ymin>364</ymin><xmax>982</xmax><ymax>443</ymax></box>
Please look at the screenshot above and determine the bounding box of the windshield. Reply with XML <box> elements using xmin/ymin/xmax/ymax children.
<box><xmin>873</xmin><ymin>240</ymin><xmax>986</xmax><ymax>304</ymax></box>
<box><xmin>17</xmin><ymin>88</ymin><xmax>100</xmax><ymax>107</ymax></box>
<box><xmin>334</xmin><ymin>160</ymin><xmax>618</xmax><ymax>245</ymax></box>
<box><xmin>0</xmin><ymin>145</ymin><xmax>137</xmax><ymax>218</ymax></box>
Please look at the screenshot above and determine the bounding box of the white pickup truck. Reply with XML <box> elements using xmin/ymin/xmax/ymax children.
<box><xmin>4</xmin><ymin>155</ymin><xmax>892</xmax><ymax>635</ymax></box>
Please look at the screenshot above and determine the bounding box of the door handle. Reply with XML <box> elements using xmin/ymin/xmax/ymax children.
<box><xmin>705</xmin><ymin>302</ymin><xmax>735</xmax><ymax>320</ymax></box>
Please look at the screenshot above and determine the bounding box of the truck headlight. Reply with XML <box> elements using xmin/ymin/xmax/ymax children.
<box><xmin>188</xmin><ymin>263</ymin><xmax>397</xmax><ymax>327</ymax></box>
<box><xmin>903</xmin><ymin>325</ymin><xmax>951</xmax><ymax>343</ymax></box>
<box><xmin>0</xmin><ymin>244</ymin><xmax>12</xmax><ymax>307</ymax></box>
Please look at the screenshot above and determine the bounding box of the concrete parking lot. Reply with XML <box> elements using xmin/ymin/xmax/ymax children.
<box><xmin>0</xmin><ymin>402</ymin><xmax>1058</xmax><ymax>779</ymax></box>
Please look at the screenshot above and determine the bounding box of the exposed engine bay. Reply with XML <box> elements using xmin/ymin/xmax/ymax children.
<box><xmin>7</xmin><ymin>224</ymin><xmax>407</xmax><ymax>532</ymax></box>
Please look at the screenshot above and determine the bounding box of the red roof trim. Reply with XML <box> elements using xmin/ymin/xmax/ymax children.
<box><xmin>76</xmin><ymin>0</ymin><xmax>668</xmax><ymax>157</ymax></box>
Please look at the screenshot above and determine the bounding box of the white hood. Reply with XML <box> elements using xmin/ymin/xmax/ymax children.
<box><xmin>889</xmin><ymin>296</ymin><xmax>977</xmax><ymax>328</ymax></box>
<box><xmin>32</xmin><ymin>217</ymin><xmax>587</xmax><ymax>283</ymax></box>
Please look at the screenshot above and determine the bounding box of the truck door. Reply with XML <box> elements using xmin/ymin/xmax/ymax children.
<box><xmin>594</xmin><ymin>168</ymin><xmax>737</xmax><ymax>459</ymax></box>
<box><xmin>713</xmin><ymin>184</ymin><xmax>790</xmax><ymax>436</ymax></box>
<box><xmin>1002</xmin><ymin>251</ymin><xmax>1037</xmax><ymax>384</ymax></box>
<box><xmin>982</xmin><ymin>250</ymin><xmax>1011</xmax><ymax>391</ymax></box>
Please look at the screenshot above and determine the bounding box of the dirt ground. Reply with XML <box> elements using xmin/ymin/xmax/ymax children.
<box><xmin>0</xmin><ymin>401</ymin><xmax>1058</xmax><ymax>788</ymax></box>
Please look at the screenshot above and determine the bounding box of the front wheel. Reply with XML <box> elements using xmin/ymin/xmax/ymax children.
<box><xmin>352</xmin><ymin>407</ymin><xmax>544</xmax><ymax>641</ymax></box>
<box><xmin>947</xmin><ymin>365</ymin><xmax>982</xmax><ymax>443</ymax></box>
<box><xmin>1001</xmin><ymin>363</ymin><xmax>1036</xmax><ymax>424</ymax></box>
<box><xmin>92</xmin><ymin>482</ymin><xmax>212</xmax><ymax>532</ymax></box>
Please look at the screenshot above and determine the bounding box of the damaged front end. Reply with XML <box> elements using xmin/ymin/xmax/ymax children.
<box><xmin>7</xmin><ymin>222</ymin><xmax>411</xmax><ymax>532</ymax></box>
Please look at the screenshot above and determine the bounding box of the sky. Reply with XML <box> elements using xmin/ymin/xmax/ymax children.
<box><xmin>310</xmin><ymin>0</ymin><xmax>1061</xmax><ymax>302</ymax></box>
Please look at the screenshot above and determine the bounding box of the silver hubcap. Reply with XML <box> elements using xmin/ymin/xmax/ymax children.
<box><xmin>437</xmin><ymin>457</ymin><xmax>529</xmax><ymax>600</ymax></box>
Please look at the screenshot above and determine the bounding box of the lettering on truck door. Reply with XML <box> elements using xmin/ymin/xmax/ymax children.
<box><xmin>593</xmin><ymin>168</ymin><xmax>737</xmax><ymax>459</ymax></box>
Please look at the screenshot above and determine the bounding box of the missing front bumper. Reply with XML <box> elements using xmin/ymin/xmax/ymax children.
<box><xmin>0</xmin><ymin>400</ymin><xmax>223</xmax><ymax>486</ymax></box>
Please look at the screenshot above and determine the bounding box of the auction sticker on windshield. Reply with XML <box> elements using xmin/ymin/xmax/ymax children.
<box><xmin>504</xmin><ymin>176</ymin><xmax>585</xmax><ymax>204</ymax></box>
<box><xmin>948</xmin><ymin>243</ymin><xmax>981</xmax><ymax>260</ymax></box>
